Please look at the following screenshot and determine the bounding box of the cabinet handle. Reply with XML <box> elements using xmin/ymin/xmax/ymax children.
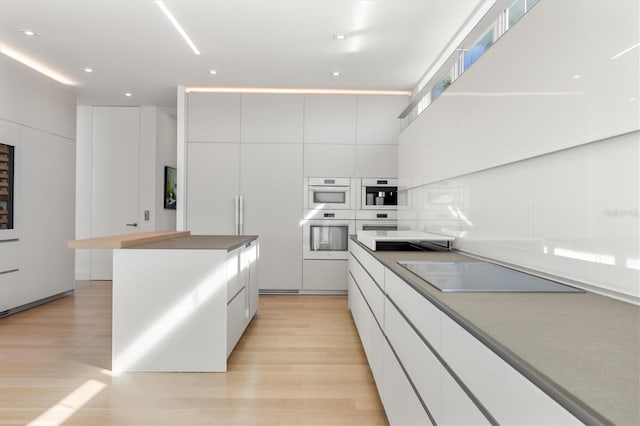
<box><xmin>126</xmin><ymin>223</ymin><xmax>138</xmax><ymax>227</ymax></box>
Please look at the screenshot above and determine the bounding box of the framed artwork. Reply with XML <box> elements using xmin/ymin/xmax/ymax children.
<box><xmin>164</xmin><ymin>166</ymin><xmax>177</xmax><ymax>209</ymax></box>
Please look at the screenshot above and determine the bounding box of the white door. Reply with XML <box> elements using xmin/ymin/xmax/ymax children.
<box><xmin>240</xmin><ymin>143</ymin><xmax>303</xmax><ymax>291</ymax></box>
<box><xmin>91</xmin><ymin>107</ymin><xmax>140</xmax><ymax>280</ymax></box>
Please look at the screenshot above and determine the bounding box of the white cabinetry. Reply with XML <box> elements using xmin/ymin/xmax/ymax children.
<box><xmin>303</xmin><ymin>95</ymin><xmax>356</xmax><ymax>144</ymax></box>
<box><xmin>112</xmin><ymin>238</ymin><xmax>259</xmax><ymax>372</ymax></box>
<box><xmin>185</xmin><ymin>93</ymin><xmax>303</xmax><ymax>291</ymax></box>
<box><xmin>356</xmin><ymin>95</ymin><xmax>407</xmax><ymax>145</ymax></box>
<box><xmin>240</xmin><ymin>143</ymin><xmax>302</xmax><ymax>291</ymax></box>
<box><xmin>348</xmin><ymin>240</ymin><xmax>583</xmax><ymax>425</ymax></box>
<box><xmin>240</xmin><ymin>94</ymin><xmax>303</xmax><ymax>144</ymax></box>
<box><xmin>186</xmin><ymin>142</ymin><xmax>240</xmax><ymax>234</ymax></box>
<box><xmin>440</xmin><ymin>314</ymin><xmax>582</xmax><ymax>425</ymax></box>
<box><xmin>187</xmin><ymin>93</ymin><xmax>241</xmax><ymax>142</ymax></box>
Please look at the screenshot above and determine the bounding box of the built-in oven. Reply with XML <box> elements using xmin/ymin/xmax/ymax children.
<box><xmin>302</xmin><ymin>209</ymin><xmax>355</xmax><ymax>260</ymax></box>
<box><xmin>305</xmin><ymin>177</ymin><xmax>353</xmax><ymax>210</ymax></box>
<box><xmin>355</xmin><ymin>210</ymin><xmax>398</xmax><ymax>232</ymax></box>
<box><xmin>360</xmin><ymin>178</ymin><xmax>398</xmax><ymax>210</ymax></box>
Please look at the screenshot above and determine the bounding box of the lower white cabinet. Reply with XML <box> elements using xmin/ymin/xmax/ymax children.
<box><xmin>440</xmin><ymin>314</ymin><xmax>582</xmax><ymax>425</ymax></box>
<box><xmin>348</xmin><ymin>241</ymin><xmax>584</xmax><ymax>426</ymax></box>
<box><xmin>227</xmin><ymin>286</ymin><xmax>247</xmax><ymax>357</ymax></box>
<box><xmin>112</xmin><ymin>238</ymin><xmax>259</xmax><ymax>373</ymax></box>
<box><xmin>227</xmin><ymin>240</ymin><xmax>259</xmax><ymax>357</ymax></box>
<box><xmin>382</xmin><ymin>341</ymin><xmax>433</xmax><ymax>426</ymax></box>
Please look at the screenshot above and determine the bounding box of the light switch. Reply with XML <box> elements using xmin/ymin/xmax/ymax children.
<box><xmin>144</xmin><ymin>210</ymin><xmax>150</xmax><ymax>221</ymax></box>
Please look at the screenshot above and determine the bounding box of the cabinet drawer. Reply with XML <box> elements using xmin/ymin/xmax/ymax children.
<box><xmin>349</xmin><ymin>240</ymin><xmax>384</xmax><ymax>289</ymax></box>
<box><xmin>440</xmin><ymin>314</ymin><xmax>582</xmax><ymax>425</ymax></box>
<box><xmin>226</xmin><ymin>249</ymin><xmax>241</xmax><ymax>302</ymax></box>
<box><xmin>227</xmin><ymin>286</ymin><xmax>247</xmax><ymax>357</ymax></box>
<box><xmin>0</xmin><ymin>240</ymin><xmax>19</xmax><ymax>273</ymax></box>
<box><xmin>385</xmin><ymin>269</ymin><xmax>441</xmax><ymax>352</ymax></box>
<box><xmin>385</xmin><ymin>297</ymin><xmax>441</xmax><ymax>421</ymax></box>
<box><xmin>349</xmin><ymin>255</ymin><xmax>384</xmax><ymax>325</ymax></box>
<box><xmin>348</xmin><ymin>273</ymin><xmax>384</xmax><ymax>397</ymax></box>
<box><xmin>382</xmin><ymin>337</ymin><xmax>433</xmax><ymax>426</ymax></box>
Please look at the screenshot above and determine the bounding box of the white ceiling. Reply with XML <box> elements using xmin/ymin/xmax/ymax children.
<box><xmin>0</xmin><ymin>0</ymin><xmax>485</xmax><ymax>107</ymax></box>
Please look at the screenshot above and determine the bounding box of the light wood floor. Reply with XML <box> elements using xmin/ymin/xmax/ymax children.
<box><xmin>0</xmin><ymin>281</ymin><xmax>387</xmax><ymax>425</ymax></box>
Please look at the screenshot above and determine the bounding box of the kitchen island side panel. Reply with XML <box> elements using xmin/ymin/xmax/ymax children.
<box><xmin>112</xmin><ymin>249</ymin><xmax>228</xmax><ymax>372</ymax></box>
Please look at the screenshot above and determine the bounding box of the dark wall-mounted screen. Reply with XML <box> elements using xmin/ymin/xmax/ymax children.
<box><xmin>0</xmin><ymin>143</ymin><xmax>14</xmax><ymax>229</ymax></box>
<box><xmin>164</xmin><ymin>166</ymin><xmax>176</xmax><ymax>210</ymax></box>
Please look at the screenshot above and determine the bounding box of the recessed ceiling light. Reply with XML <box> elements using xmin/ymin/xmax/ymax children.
<box><xmin>572</xmin><ymin>74</ymin><xmax>581</xmax><ymax>79</ymax></box>
<box><xmin>630</xmin><ymin>97</ymin><xmax>637</xmax><ymax>101</ymax></box>
<box><xmin>209</xmin><ymin>70</ymin><xmax>217</xmax><ymax>75</ymax></box>
<box><xmin>20</xmin><ymin>29</ymin><xmax>37</xmax><ymax>36</ymax></box>
<box><xmin>333</xmin><ymin>33</ymin><xmax>347</xmax><ymax>40</ymax></box>
<box><xmin>84</xmin><ymin>68</ymin><xmax>93</xmax><ymax>73</ymax></box>
<box><xmin>332</xmin><ymin>71</ymin><xmax>341</xmax><ymax>77</ymax></box>
<box><xmin>124</xmin><ymin>92</ymin><xmax>132</xmax><ymax>97</ymax></box>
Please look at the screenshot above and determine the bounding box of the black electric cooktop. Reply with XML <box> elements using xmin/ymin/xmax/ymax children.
<box><xmin>397</xmin><ymin>261</ymin><xmax>584</xmax><ymax>293</ymax></box>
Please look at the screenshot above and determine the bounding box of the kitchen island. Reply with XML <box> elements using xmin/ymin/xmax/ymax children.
<box><xmin>70</xmin><ymin>233</ymin><xmax>259</xmax><ymax>373</ymax></box>
<box><xmin>348</xmin><ymin>236</ymin><xmax>639</xmax><ymax>425</ymax></box>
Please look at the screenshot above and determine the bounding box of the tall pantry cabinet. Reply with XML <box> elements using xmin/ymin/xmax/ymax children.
<box><xmin>186</xmin><ymin>93</ymin><xmax>304</xmax><ymax>292</ymax></box>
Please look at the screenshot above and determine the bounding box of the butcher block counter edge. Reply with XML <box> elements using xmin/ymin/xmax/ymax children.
<box><xmin>68</xmin><ymin>231</ymin><xmax>191</xmax><ymax>249</ymax></box>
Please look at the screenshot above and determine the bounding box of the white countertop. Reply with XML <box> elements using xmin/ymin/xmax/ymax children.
<box><xmin>357</xmin><ymin>230</ymin><xmax>454</xmax><ymax>251</ymax></box>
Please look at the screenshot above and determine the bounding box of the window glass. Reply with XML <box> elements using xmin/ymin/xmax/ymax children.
<box><xmin>463</xmin><ymin>28</ymin><xmax>493</xmax><ymax>71</ymax></box>
<box><xmin>431</xmin><ymin>71</ymin><xmax>453</xmax><ymax>102</ymax></box>
<box><xmin>508</xmin><ymin>0</ymin><xmax>525</xmax><ymax>28</ymax></box>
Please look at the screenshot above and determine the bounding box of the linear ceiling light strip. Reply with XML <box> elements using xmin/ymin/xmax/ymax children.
<box><xmin>0</xmin><ymin>43</ymin><xmax>75</xmax><ymax>85</ymax></box>
<box><xmin>186</xmin><ymin>87</ymin><xmax>411</xmax><ymax>96</ymax></box>
<box><xmin>155</xmin><ymin>1</ymin><xmax>200</xmax><ymax>55</ymax></box>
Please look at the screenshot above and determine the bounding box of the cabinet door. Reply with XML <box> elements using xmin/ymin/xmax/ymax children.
<box><xmin>240</xmin><ymin>94</ymin><xmax>303</xmax><ymax>144</ymax></box>
<box><xmin>186</xmin><ymin>143</ymin><xmax>240</xmax><ymax>234</ymax></box>
<box><xmin>303</xmin><ymin>95</ymin><xmax>356</xmax><ymax>144</ymax></box>
<box><xmin>187</xmin><ymin>93</ymin><xmax>241</xmax><ymax>143</ymax></box>
<box><xmin>356</xmin><ymin>95</ymin><xmax>406</xmax><ymax>145</ymax></box>
<box><xmin>240</xmin><ymin>144</ymin><xmax>303</xmax><ymax>291</ymax></box>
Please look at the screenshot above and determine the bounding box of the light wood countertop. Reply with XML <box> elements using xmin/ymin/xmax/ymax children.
<box><xmin>68</xmin><ymin>230</ymin><xmax>191</xmax><ymax>249</ymax></box>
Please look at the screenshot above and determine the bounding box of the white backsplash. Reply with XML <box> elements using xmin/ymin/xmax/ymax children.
<box><xmin>399</xmin><ymin>131</ymin><xmax>640</xmax><ymax>303</ymax></box>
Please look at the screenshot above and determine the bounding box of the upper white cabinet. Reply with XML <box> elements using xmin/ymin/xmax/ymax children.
<box><xmin>187</xmin><ymin>93</ymin><xmax>241</xmax><ymax>142</ymax></box>
<box><xmin>356</xmin><ymin>145</ymin><xmax>398</xmax><ymax>178</ymax></box>
<box><xmin>356</xmin><ymin>95</ymin><xmax>407</xmax><ymax>145</ymax></box>
<box><xmin>241</xmin><ymin>94</ymin><xmax>303</xmax><ymax>144</ymax></box>
<box><xmin>303</xmin><ymin>95</ymin><xmax>357</xmax><ymax>144</ymax></box>
<box><xmin>303</xmin><ymin>144</ymin><xmax>356</xmax><ymax>177</ymax></box>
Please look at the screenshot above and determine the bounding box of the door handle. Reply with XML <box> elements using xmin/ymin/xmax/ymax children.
<box><xmin>126</xmin><ymin>223</ymin><xmax>138</xmax><ymax>227</ymax></box>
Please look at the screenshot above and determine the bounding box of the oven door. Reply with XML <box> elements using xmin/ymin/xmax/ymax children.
<box><xmin>303</xmin><ymin>220</ymin><xmax>355</xmax><ymax>259</ymax></box>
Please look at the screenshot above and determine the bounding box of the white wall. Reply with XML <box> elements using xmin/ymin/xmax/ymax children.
<box><xmin>398</xmin><ymin>0</ymin><xmax>640</xmax><ymax>302</ymax></box>
<box><xmin>0</xmin><ymin>54</ymin><xmax>76</xmax><ymax>312</ymax></box>
<box><xmin>75</xmin><ymin>106</ymin><xmax>177</xmax><ymax>279</ymax></box>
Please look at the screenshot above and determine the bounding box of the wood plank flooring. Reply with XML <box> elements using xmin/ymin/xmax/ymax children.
<box><xmin>0</xmin><ymin>281</ymin><xmax>387</xmax><ymax>425</ymax></box>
